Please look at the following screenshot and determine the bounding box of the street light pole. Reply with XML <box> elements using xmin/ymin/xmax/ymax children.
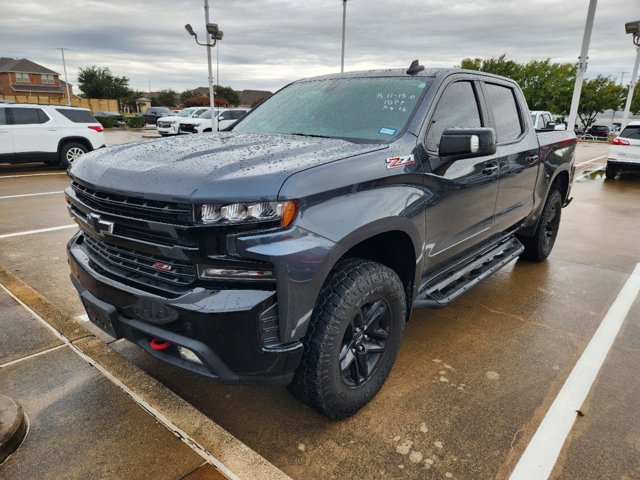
<box><xmin>341</xmin><ymin>0</ymin><xmax>348</xmax><ymax>73</ymax></box>
<box><xmin>566</xmin><ymin>0</ymin><xmax>597</xmax><ymax>132</ymax></box>
<box><xmin>621</xmin><ymin>46</ymin><xmax>640</xmax><ymax>129</ymax></box>
<box><xmin>58</xmin><ymin>48</ymin><xmax>71</xmax><ymax>106</ymax></box>
<box><xmin>204</xmin><ymin>0</ymin><xmax>216</xmax><ymax>132</ymax></box>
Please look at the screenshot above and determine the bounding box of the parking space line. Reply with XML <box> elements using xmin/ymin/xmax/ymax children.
<box><xmin>576</xmin><ymin>154</ymin><xmax>607</xmax><ymax>167</ymax></box>
<box><xmin>0</xmin><ymin>344</ymin><xmax>67</xmax><ymax>369</ymax></box>
<box><xmin>0</xmin><ymin>191</ymin><xmax>64</xmax><ymax>200</ymax></box>
<box><xmin>509</xmin><ymin>263</ymin><xmax>640</xmax><ymax>480</ymax></box>
<box><xmin>0</xmin><ymin>172</ymin><xmax>66</xmax><ymax>179</ymax></box>
<box><xmin>0</xmin><ymin>225</ymin><xmax>77</xmax><ymax>240</ymax></box>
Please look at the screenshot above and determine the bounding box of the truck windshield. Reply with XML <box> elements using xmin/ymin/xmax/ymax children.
<box><xmin>233</xmin><ymin>77</ymin><xmax>432</xmax><ymax>142</ymax></box>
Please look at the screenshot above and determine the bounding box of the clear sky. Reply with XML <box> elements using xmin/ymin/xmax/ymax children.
<box><xmin>1</xmin><ymin>0</ymin><xmax>638</xmax><ymax>94</ymax></box>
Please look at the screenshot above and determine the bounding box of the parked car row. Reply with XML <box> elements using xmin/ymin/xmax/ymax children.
<box><xmin>156</xmin><ymin>107</ymin><xmax>249</xmax><ymax>136</ymax></box>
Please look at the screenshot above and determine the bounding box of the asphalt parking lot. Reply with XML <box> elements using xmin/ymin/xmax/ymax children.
<box><xmin>1</xmin><ymin>135</ymin><xmax>639</xmax><ymax>479</ymax></box>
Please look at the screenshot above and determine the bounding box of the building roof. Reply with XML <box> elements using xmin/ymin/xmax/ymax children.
<box><xmin>11</xmin><ymin>84</ymin><xmax>66</xmax><ymax>93</ymax></box>
<box><xmin>239</xmin><ymin>89</ymin><xmax>272</xmax><ymax>106</ymax></box>
<box><xmin>0</xmin><ymin>57</ymin><xmax>59</xmax><ymax>75</ymax></box>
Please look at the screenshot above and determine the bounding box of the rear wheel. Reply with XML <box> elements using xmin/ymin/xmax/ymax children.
<box><xmin>605</xmin><ymin>164</ymin><xmax>616</xmax><ymax>179</ymax></box>
<box><xmin>60</xmin><ymin>142</ymin><xmax>88</xmax><ymax>168</ymax></box>
<box><xmin>289</xmin><ymin>258</ymin><xmax>406</xmax><ymax>419</ymax></box>
<box><xmin>518</xmin><ymin>188</ymin><xmax>562</xmax><ymax>262</ymax></box>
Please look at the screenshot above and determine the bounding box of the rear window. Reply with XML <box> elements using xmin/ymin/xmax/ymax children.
<box><xmin>484</xmin><ymin>83</ymin><xmax>524</xmax><ymax>143</ymax></box>
<box><xmin>56</xmin><ymin>108</ymin><xmax>97</xmax><ymax>123</ymax></box>
<box><xmin>620</xmin><ymin>125</ymin><xmax>640</xmax><ymax>140</ymax></box>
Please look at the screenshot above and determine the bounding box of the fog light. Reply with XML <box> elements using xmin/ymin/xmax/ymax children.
<box><xmin>177</xmin><ymin>346</ymin><xmax>203</xmax><ymax>365</ymax></box>
<box><xmin>197</xmin><ymin>265</ymin><xmax>274</xmax><ymax>280</ymax></box>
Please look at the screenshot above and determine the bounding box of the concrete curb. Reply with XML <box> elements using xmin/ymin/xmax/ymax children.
<box><xmin>0</xmin><ymin>267</ymin><xmax>291</xmax><ymax>480</ymax></box>
<box><xmin>0</xmin><ymin>395</ymin><xmax>27</xmax><ymax>464</ymax></box>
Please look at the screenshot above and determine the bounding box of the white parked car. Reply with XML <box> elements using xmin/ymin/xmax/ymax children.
<box><xmin>0</xmin><ymin>103</ymin><xmax>105</xmax><ymax>167</ymax></box>
<box><xmin>530</xmin><ymin>111</ymin><xmax>566</xmax><ymax>131</ymax></box>
<box><xmin>606</xmin><ymin>120</ymin><xmax>640</xmax><ymax>179</ymax></box>
<box><xmin>178</xmin><ymin>108</ymin><xmax>249</xmax><ymax>134</ymax></box>
<box><xmin>156</xmin><ymin>107</ymin><xmax>208</xmax><ymax>136</ymax></box>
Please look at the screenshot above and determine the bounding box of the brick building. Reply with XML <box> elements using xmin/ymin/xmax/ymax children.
<box><xmin>0</xmin><ymin>57</ymin><xmax>74</xmax><ymax>100</ymax></box>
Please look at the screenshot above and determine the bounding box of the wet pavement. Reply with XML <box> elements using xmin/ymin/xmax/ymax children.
<box><xmin>1</xmin><ymin>140</ymin><xmax>639</xmax><ymax>479</ymax></box>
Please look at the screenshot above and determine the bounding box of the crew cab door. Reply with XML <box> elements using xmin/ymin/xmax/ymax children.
<box><xmin>420</xmin><ymin>78</ymin><xmax>499</xmax><ymax>270</ymax></box>
<box><xmin>480</xmin><ymin>81</ymin><xmax>539</xmax><ymax>233</ymax></box>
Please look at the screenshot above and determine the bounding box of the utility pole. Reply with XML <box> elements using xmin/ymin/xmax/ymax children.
<box><xmin>341</xmin><ymin>0</ymin><xmax>348</xmax><ymax>73</ymax></box>
<box><xmin>566</xmin><ymin>0</ymin><xmax>597</xmax><ymax>132</ymax></box>
<box><xmin>205</xmin><ymin>0</ymin><xmax>216</xmax><ymax>131</ymax></box>
<box><xmin>58</xmin><ymin>48</ymin><xmax>71</xmax><ymax>106</ymax></box>
<box><xmin>621</xmin><ymin>46</ymin><xmax>640</xmax><ymax>129</ymax></box>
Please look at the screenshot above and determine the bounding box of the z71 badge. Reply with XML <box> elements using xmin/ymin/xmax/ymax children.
<box><xmin>386</xmin><ymin>155</ymin><xmax>415</xmax><ymax>169</ymax></box>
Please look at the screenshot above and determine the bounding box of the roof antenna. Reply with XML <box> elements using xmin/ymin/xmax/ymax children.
<box><xmin>406</xmin><ymin>59</ymin><xmax>424</xmax><ymax>75</ymax></box>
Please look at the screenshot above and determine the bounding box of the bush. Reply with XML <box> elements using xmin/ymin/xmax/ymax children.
<box><xmin>125</xmin><ymin>116</ymin><xmax>145</xmax><ymax>128</ymax></box>
<box><xmin>95</xmin><ymin>115</ymin><xmax>117</xmax><ymax>128</ymax></box>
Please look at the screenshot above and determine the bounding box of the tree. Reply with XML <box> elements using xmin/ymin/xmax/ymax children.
<box><xmin>214</xmin><ymin>85</ymin><xmax>240</xmax><ymax>106</ymax></box>
<box><xmin>77</xmin><ymin>66</ymin><xmax>131</xmax><ymax>99</ymax></box>
<box><xmin>180</xmin><ymin>89</ymin><xmax>202</xmax><ymax>104</ymax></box>
<box><xmin>577</xmin><ymin>76</ymin><xmax>626</xmax><ymax>129</ymax></box>
<box><xmin>461</xmin><ymin>55</ymin><xmax>575</xmax><ymax>114</ymax></box>
<box><xmin>121</xmin><ymin>89</ymin><xmax>145</xmax><ymax>112</ymax></box>
<box><xmin>153</xmin><ymin>89</ymin><xmax>178</xmax><ymax>107</ymax></box>
<box><xmin>630</xmin><ymin>84</ymin><xmax>640</xmax><ymax>115</ymax></box>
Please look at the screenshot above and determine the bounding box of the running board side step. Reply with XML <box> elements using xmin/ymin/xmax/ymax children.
<box><xmin>414</xmin><ymin>236</ymin><xmax>524</xmax><ymax>309</ymax></box>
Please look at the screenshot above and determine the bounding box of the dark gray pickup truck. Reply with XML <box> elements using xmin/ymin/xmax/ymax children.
<box><xmin>66</xmin><ymin>62</ymin><xmax>576</xmax><ymax>418</ymax></box>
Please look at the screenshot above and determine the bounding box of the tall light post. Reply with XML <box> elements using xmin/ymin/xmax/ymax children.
<box><xmin>58</xmin><ymin>48</ymin><xmax>71</xmax><ymax>106</ymax></box>
<box><xmin>185</xmin><ymin>0</ymin><xmax>223</xmax><ymax>131</ymax></box>
<box><xmin>341</xmin><ymin>0</ymin><xmax>348</xmax><ymax>73</ymax></box>
<box><xmin>621</xmin><ymin>20</ymin><xmax>640</xmax><ymax>129</ymax></box>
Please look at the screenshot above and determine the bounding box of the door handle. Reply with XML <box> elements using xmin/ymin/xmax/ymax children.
<box><xmin>482</xmin><ymin>163</ymin><xmax>499</xmax><ymax>175</ymax></box>
<box><xmin>526</xmin><ymin>154</ymin><xmax>539</xmax><ymax>165</ymax></box>
<box><xmin>47</xmin><ymin>128</ymin><xmax>57</xmax><ymax>131</ymax></box>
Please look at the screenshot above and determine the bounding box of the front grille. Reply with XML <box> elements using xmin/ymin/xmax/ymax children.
<box><xmin>180</xmin><ymin>123</ymin><xmax>197</xmax><ymax>133</ymax></box>
<box><xmin>84</xmin><ymin>234</ymin><xmax>197</xmax><ymax>287</ymax></box>
<box><xmin>72</xmin><ymin>182</ymin><xmax>193</xmax><ymax>225</ymax></box>
<box><xmin>158</xmin><ymin>122</ymin><xmax>172</xmax><ymax>128</ymax></box>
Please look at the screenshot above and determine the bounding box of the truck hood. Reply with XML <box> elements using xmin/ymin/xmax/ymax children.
<box><xmin>69</xmin><ymin>132</ymin><xmax>387</xmax><ymax>201</ymax></box>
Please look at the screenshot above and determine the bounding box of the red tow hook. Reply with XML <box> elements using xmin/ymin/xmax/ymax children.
<box><xmin>150</xmin><ymin>337</ymin><xmax>173</xmax><ymax>351</ymax></box>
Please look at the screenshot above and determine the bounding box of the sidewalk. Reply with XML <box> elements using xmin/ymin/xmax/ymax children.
<box><xmin>0</xmin><ymin>286</ymin><xmax>222</xmax><ymax>480</ymax></box>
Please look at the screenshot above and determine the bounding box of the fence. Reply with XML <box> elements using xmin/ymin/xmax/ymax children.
<box><xmin>0</xmin><ymin>95</ymin><xmax>118</xmax><ymax>113</ymax></box>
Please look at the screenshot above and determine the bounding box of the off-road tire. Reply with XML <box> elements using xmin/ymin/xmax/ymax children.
<box><xmin>60</xmin><ymin>142</ymin><xmax>88</xmax><ymax>168</ymax></box>
<box><xmin>289</xmin><ymin>258</ymin><xmax>406</xmax><ymax>419</ymax></box>
<box><xmin>605</xmin><ymin>164</ymin><xmax>616</xmax><ymax>179</ymax></box>
<box><xmin>518</xmin><ymin>188</ymin><xmax>562</xmax><ymax>262</ymax></box>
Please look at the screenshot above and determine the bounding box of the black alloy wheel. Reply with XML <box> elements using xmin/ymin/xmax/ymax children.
<box><xmin>339</xmin><ymin>298</ymin><xmax>391</xmax><ymax>387</ymax></box>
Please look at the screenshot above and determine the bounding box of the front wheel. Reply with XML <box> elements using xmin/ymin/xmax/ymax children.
<box><xmin>518</xmin><ymin>188</ymin><xmax>562</xmax><ymax>262</ymax></box>
<box><xmin>289</xmin><ymin>258</ymin><xmax>406</xmax><ymax>419</ymax></box>
<box><xmin>60</xmin><ymin>142</ymin><xmax>88</xmax><ymax>168</ymax></box>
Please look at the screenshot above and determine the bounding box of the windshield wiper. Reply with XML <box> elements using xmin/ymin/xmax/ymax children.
<box><xmin>288</xmin><ymin>132</ymin><xmax>333</xmax><ymax>139</ymax></box>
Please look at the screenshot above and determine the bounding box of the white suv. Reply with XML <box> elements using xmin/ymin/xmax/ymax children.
<box><xmin>0</xmin><ymin>104</ymin><xmax>105</xmax><ymax>167</ymax></box>
<box><xmin>178</xmin><ymin>108</ymin><xmax>249</xmax><ymax>134</ymax></box>
<box><xmin>156</xmin><ymin>107</ymin><xmax>208</xmax><ymax>136</ymax></box>
<box><xmin>606</xmin><ymin>120</ymin><xmax>640</xmax><ymax>179</ymax></box>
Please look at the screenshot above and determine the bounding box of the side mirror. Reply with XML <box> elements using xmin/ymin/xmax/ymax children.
<box><xmin>545</xmin><ymin>122</ymin><xmax>557</xmax><ymax>129</ymax></box>
<box><xmin>439</xmin><ymin>128</ymin><xmax>496</xmax><ymax>159</ymax></box>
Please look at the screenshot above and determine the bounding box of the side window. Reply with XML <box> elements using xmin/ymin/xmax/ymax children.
<box><xmin>536</xmin><ymin>115</ymin><xmax>545</xmax><ymax>129</ymax></box>
<box><xmin>8</xmin><ymin>108</ymin><xmax>47</xmax><ymax>125</ymax></box>
<box><xmin>542</xmin><ymin>114</ymin><xmax>552</xmax><ymax>127</ymax></box>
<box><xmin>425</xmin><ymin>81</ymin><xmax>482</xmax><ymax>152</ymax></box>
<box><xmin>484</xmin><ymin>83</ymin><xmax>524</xmax><ymax>143</ymax></box>
<box><xmin>0</xmin><ymin>109</ymin><xmax>6</xmax><ymax>126</ymax></box>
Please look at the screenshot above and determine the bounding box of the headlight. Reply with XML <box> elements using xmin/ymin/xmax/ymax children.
<box><xmin>199</xmin><ymin>201</ymin><xmax>297</xmax><ymax>227</ymax></box>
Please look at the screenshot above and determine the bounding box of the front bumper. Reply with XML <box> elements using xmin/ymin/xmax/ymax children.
<box><xmin>607</xmin><ymin>159</ymin><xmax>640</xmax><ymax>172</ymax></box>
<box><xmin>157</xmin><ymin>124</ymin><xmax>179</xmax><ymax>135</ymax></box>
<box><xmin>67</xmin><ymin>233</ymin><xmax>303</xmax><ymax>385</ymax></box>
